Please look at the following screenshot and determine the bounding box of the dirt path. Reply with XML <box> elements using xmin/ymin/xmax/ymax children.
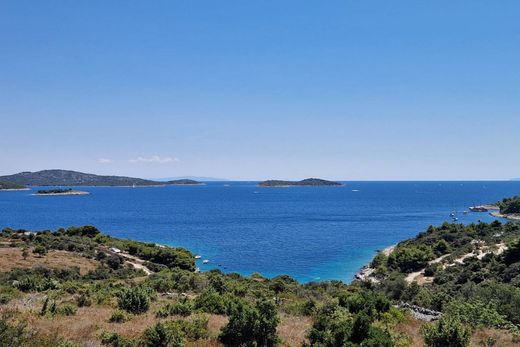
<box><xmin>406</xmin><ymin>243</ymin><xmax>508</xmax><ymax>284</ymax></box>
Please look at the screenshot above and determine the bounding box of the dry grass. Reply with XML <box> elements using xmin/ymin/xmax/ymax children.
<box><xmin>0</xmin><ymin>247</ymin><xmax>99</xmax><ymax>275</ymax></box>
<box><xmin>394</xmin><ymin>316</ymin><xmax>425</xmax><ymax>347</ymax></box>
<box><xmin>277</xmin><ymin>313</ymin><xmax>312</xmax><ymax>346</ymax></box>
<box><xmin>470</xmin><ymin>328</ymin><xmax>520</xmax><ymax>347</ymax></box>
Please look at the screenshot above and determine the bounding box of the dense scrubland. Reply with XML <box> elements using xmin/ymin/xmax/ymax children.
<box><xmin>1</xmin><ymin>213</ymin><xmax>520</xmax><ymax>346</ymax></box>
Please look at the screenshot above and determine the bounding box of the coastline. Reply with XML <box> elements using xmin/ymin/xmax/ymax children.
<box><xmin>490</xmin><ymin>211</ymin><xmax>520</xmax><ymax>221</ymax></box>
<box><xmin>0</xmin><ymin>188</ymin><xmax>30</xmax><ymax>192</ymax></box>
<box><xmin>354</xmin><ymin>244</ymin><xmax>396</xmax><ymax>282</ymax></box>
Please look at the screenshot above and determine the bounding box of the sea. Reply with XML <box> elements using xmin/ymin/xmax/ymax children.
<box><xmin>1</xmin><ymin>181</ymin><xmax>519</xmax><ymax>283</ymax></box>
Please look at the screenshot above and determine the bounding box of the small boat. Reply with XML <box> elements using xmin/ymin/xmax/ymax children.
<box><xmin>352</xmin><ymin>189</ymin><xmax>360</xmax><ymax>192</ymax></box>
<box><xmin>203</xmin><ymin>259</ymin><xmax>209</xmax><ymax>264</ymax></box>
<box><xmin>463</xmin><ymin>211</ymin><xmax>468</xmax><ymax>215</ymax></box>
<box><xmin>195</xmin><ymin>255</ymin><xmax>201</xmax><ymax>259</ymax></box>
<box><xmin>449</xmin><ymin>212</ymin><xmax>455</xmax><ymax>217</ymax></box>
<box><xmin>453</xmin><ymin>217</ymin><xmax>459</xmax><ymax>222</ymax></box>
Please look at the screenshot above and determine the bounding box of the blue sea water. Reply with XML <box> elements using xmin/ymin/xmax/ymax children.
<box><xmin>1</xmin><ymin>181</ymin><xmax>519</xmax><ymax>283</ymax></box>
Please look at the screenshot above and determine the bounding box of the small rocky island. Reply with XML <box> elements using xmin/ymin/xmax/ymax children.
<box><xmin>258</xmin><ymin>178</ymin><xmax>342</xmax><ymax>187</ymax></box>
<box><xmin>33</xmin><ymin>188</ymin><xmax>90</xmax><ymax>196</ymax></box>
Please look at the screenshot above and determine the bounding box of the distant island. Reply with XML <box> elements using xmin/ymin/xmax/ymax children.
<box><xmin>258</xmin><ymin>178</ymin><xmax>342</xmax><ymax>187</ymax></box>
<box><xmin>0</xmin><ymin>180</ymin><xmax>28</xmax><ymax>190</ymax></box>
<box><xmin>33</xmin><ymin>188</ymin><xmax>90</xmax><ymax>196</ymax></box>
<box><xmin>166</xmin><ymin>179</ymin><xmax>204</xmax><ymax>185</ymax></box>
<box><xmin>0</xmin><ymin>170</ymin><xmax>200</xmax><ymax>187</ymax></box>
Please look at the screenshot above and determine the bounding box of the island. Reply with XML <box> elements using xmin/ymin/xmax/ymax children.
<box><xmin>166</xmin><ymin>179</ymin><xmax>204</xmax><ymax>185</ymax></box>
<box><xmin>33</xmin><ymin>188</ymin><xmax>90</xmax><ymax>196</ymax></box>
<box><xmin>0</xmin><ymin>180</ymin><xmax>28</xmax><ymax>191</ymax></box>
<box><xmin>258</xmin><ymin>178</ymin><xmax>342</xmax><ymax>187</ymax></box>
<box><xmin>0</xmin><ymin>169</ymin><xmax>201</xmax><ymax>187</ymax></box>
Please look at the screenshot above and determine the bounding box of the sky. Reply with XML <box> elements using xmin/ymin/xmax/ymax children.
<box><xmin>1</xmin><ymin>1</ymin><xmax>519</xmax><ymax>180</ymax></box>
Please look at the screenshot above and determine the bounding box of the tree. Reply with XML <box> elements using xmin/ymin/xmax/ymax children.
<box><xmin>21</xmin><ymin>249</ymin><xmax>28</xmax><ymax>260</ymax></box>
<box><xmin>219</xmin><ymin>300</ymin><xmax>279</xmax><ymax>347</ymax></box>
<box><xmin>32</xmin><ymin>245</ymin><xmax>47</xmax><ymax>258</ymax></box>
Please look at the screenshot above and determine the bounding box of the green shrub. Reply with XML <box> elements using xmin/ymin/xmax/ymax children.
<box><xmin>57</xmin><ymin>304</ymin><xmax>77</xmax><ymax>316</ymax></box>
<box><xmin>32</xmin><ymin>245</ymin><xmax>47</xmax><ymax>257</ymax></box>
<box><xmin>117</xmin><ymin>286</ymin><xmax>153</xmax><ymax>314</ymax></box>
<box><xmin>156</xmin><ymin>301</ymin><xmax>193</xmax><ymax>318</ymax></box>
<box><xmin>140</xmin><ymin>322</ymin><xmax>184</xmax><ymax>347</ymax></box>
<box><xmin>422</xmin><ymin>316</ymin><xmax>471</xmax><ymax>347</ymax></box>
<box><xmin>219</xmin><ymin>300</ymin><xmax>279</xmax><ymax>347</ymax></box>
<box><xmin>76</xmin><ymin>293</ymin><xmax>92</xmax><ymax>307</ymax></box>
<box><xmin>99</xmin><ymin>331</ymin><xmax>136</xmax><ymax>347</ymax></box>
<box><xmin>109</xmin><ymin>310</ymin><xmax>129</xmax><ymax>323</ymax></box>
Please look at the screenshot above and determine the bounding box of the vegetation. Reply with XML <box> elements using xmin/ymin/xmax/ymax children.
<box><xmin>1</xmin><ymin>217</ymin><xmax>520</xmax><ymax>346</ymax></box>
<box><xmin>35</xmin><ymin>188</ymin><xmax>75</xmax><ymax>194</ymax></box>
<box><xmin>0</xmin><ymin>169</ymin><xmax>166</xmax><ymax>187</ymax></box>
<box><xmin>0</xmin><ymin>181</ymin><xmax>26</xmax><ymax>190</ymax></box>
<box><xmin>259</xmin><ymin>178</ymin><xmax>342</xmax><ymax>187</ymax></box>
<box><xmin>499</xmin><ymin>196</ymin><xmax>520</xmax><ymax>215</ymax></box>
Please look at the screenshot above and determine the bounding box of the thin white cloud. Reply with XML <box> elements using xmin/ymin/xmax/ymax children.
<box><xmin>129</xmin><ymin>155</ymin><xmax>179</xmax><ymax>164</ymax></box>
<box><xmin>97</xmin><ymin>158</ymin><xmax>112</xmax><ymax>164</ymax></box>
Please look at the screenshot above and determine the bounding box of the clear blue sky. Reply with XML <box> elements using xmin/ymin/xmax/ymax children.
<box><xmin>1</xmin><ymin>1</ymin><xmax>519</xmax><ymax>180</ymax></box>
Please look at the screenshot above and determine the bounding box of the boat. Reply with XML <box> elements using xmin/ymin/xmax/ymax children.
<box><xmin>463</xmin><ymin>211</ymin><xmax>468</xmax><ymax>215</ymax></box>
<box><xmin>203</xmin><ymin>259</ymin><xmax>209</xmax><ymax>264</ymax></box>
<box><xmin>195</xmin><ymin>255</ymin><xmax>201</xmax><ymax>259</ymax></box>
<box><xmin>453</xmin><ymin>217</ymin><xmax>459</xmax><ymax>222</ymax></box>
<box><xmin>449</xmin><ymin>212</ymin><xmax>455</xmax><ymax>217</ymax></box>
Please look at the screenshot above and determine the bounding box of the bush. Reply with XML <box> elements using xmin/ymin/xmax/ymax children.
<box><xmin>140</xmin><ymin>322</ymin><xmax>184</xmax><ymax>347</ymax></box>
<box><xmin>117</xmin><ymin>286</ymin><xmax>153</xmax><ymax>314</ymax></box>
<box><xmin>219</xmin><ymin>300</ymin><xmax>279</xmax><ymax>347</ymax></box>
<box><xmin>156</xmin><ymin>301</ymin><xmax>193</xmax><ymax>318</ymax></box>
<box><xmin>194</xmin><ymin>289</ymin><xmax>228</xmax><ymax>314</ymax></box>
<box><xmin>33</xmin><ymin>245</ymin><xmax>47</xmax><ymax>257</ymax></box>
<box><xmin>422</xmin><ymin>316</ymin><xmax>471</xmax><ymax>347</ymax></box>
<box><xmin>109</xmin><ymin>310</ymin><xmax>130</xmax><ymax>323</ymax></box>
<box><xmin>76</xmin><ymin>293</ymin><xmax>92</xmax><ymax>307</ymax></box>
<box><xmin>57</xmin><ymin>304</ymin><xmax>77</xmax><ymax>316</ymax></box>
<box><xmin>99</xmin><ymin>331</ymin><xmax>136</xmax><ymax>347</ymax></box>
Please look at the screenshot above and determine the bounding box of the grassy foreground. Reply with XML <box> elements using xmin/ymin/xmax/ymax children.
<box><xmin>1</xmin><ymin>218</ymin><xmax>520</xmax><ymax>346</ymax></box>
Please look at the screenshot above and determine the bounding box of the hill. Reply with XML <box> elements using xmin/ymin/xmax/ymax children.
<box><xmin>0</xmin><ymin>180</ymin><xmax>26</xmax><ymax>190</ymax></box>
<box><xmin>0</xmin><ymin>170</ymin><xmax>166</xmax><ymax>187</ymax></box>
<box><xmin>259</xmin><ymin>178</ymin><xmax>342</xmax><ymax>187</ymax></box>
<box><xmin>166</xmin><ymin>179</ymin><xmax>204</xmax><ymax>185</ymax></box>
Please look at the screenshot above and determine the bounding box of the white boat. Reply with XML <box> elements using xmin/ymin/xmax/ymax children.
<box><xmin>195</xmin><ymin>255</ymin><xmax>202</xmax><ymax>259</ymax></box>
<box><xmin>203</xmin><ymin>259</ymin><xmax>209</xmax><ymax>264</ymax></box>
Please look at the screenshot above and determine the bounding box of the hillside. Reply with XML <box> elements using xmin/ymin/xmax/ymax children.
<box><xmin>0</xmin><ymin>170</ymin><xmax>166</xmax><ymax>187</ymax></box>
<box><xmin>2</xmin><ymin>218</ymin><xmax>520</xmax><ymax>346</ymax></box>
<box><xmin>259</xmin><ymin>178</ymin><xmax>342</xmax><ymax>187</ymax></box>
<box><xmin>0</xmin><ymin>180</ymin><xmax>26</xmax><ymax>190</ymax></box>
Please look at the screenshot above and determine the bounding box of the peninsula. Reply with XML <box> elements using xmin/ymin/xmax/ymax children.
<box><xmin>0</xmin><ymin>180</ymin><xmax>28</xmax><ymax>191</ymax></box>
<box><xmin>258</xmin><ymin>178</ymin><xmax>342</xmax><ymax>187</ymax></box>
<box><xmin>0</xmin><ymin>170</ymin><xmax>201</xmax><ymax>187</ymax></box>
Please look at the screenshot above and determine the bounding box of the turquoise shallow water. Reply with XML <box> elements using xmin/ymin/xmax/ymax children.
<box><xmin>0</xmin><ymin>181</ymin><xmax>519</xmax><ymax>282</ymax></box>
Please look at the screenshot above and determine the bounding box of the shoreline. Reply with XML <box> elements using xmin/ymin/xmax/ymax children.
<box><xmin>490</xmin><ymin>211</ymin><xmax>520</xmax><ymax>221</ymax></box>
<box><xmin>354</xmin><ymin>244</ymin><xmax>396</xmax><ymax>282</ymax></box>
<box><xmin>0</xmin><ymin>188</ymin><xmax>30</xmax><ymax>191</ymax></box>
